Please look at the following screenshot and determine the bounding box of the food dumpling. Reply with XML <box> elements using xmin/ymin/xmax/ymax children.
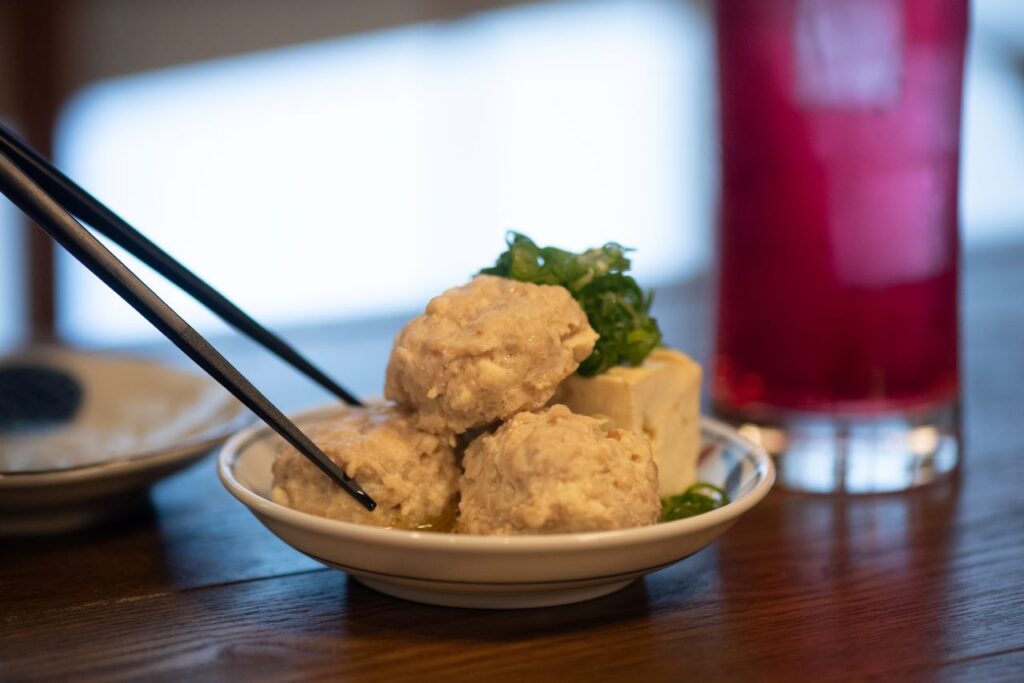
<box><xmin>271</xmin><ymin>404</ymin><xmax>459</xmax><ymax>530</ymax></box>
<box><xmin>385</xmin><ymin>275</ymin><xmax>597</xmax><ymax>437</ymax></box>
<box><xmin>457</xmin><ymin>405</ymin><xmax>660</xmax><ymax>535</ymax></box>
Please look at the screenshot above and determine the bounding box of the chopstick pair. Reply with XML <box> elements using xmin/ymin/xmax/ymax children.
<box><xmin>0</xmin><ymin>125</ymin><xmax>376</xmax><ymax>511</ymax></box>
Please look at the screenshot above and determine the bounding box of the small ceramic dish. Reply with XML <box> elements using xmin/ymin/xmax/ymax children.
<box><xmin>219</xmin><ymin>405</ymin><xmax>774</xmax><ymax>609</ymax></box>
<box><xmin>0</xmin><ymin>349</ymin><xmax>249</xmax><ymax>535</ymax></box>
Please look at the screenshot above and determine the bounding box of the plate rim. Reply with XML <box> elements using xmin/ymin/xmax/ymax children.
<box><xmin>0</xmin><ymin>413</ymin><xmax>251</xmax><ymax>489</ymax></box>
<box><xmin>0</xmin><ymin>347</ymin><xmax>251</xmax><ymax>480</ymax></box>
<box><xmin>217</xmin><ymin>405</ymin><xmax>775</xmax><ymax>552</ymax></box>
<box><xmin>0</xmin><ymin>410</ymin><xmax>252</xmax><ymax>487</ymax></box>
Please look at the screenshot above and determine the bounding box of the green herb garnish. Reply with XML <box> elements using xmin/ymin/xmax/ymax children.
<box><xmin>660</xmin><ymin>483</ymin><xmax>730</xmax><ymax>522</ymax></box>
<box><xmin>480</xmin><ymin>232</ymin><xmax>662</xmax><ymax>376</ymax></box>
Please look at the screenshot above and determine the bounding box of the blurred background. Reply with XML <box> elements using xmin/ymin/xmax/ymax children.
<box><xmin>0</xmin><ymin>0</ymin><xmax>1022</xmax><ymax>349</ymax></box>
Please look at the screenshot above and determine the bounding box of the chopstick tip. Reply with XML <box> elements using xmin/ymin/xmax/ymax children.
<box><xmin>359</xmin><ymin>494</ymin><xmax>378</xmax><ymax>512</ymax></box>
<box><xmin>351</xmin><ymin>485</ymin><xmax>377</xmax><ymax>512</ymax></box>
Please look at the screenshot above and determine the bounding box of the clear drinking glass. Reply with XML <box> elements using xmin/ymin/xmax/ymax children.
<box><xmin>712</xmin><ymin>0</ymin><xmax>968</xmax><ymax>493</ymax></box>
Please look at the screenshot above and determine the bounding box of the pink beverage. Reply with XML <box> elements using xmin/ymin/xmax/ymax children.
<box><xmin>714</xmin><ymin>0</ymin><xmax>967</xmax><ymax>416</ymax></box>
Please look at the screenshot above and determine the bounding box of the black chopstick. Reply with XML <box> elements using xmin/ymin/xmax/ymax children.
<box><xmin>0</xmin><ymin>124</ymin><xmax>361</xmax><ymax>407</ymax></box>
<box><xmin>0</xmin><ymin>149</ymin><xmax>376</xmax><ymax>512</ymax></box>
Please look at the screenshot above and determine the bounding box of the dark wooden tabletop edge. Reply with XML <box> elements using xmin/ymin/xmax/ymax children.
<box><xmin>1</xmin><ymin>565</ymin><xmax>330</xmax><ymax>626</ymax></box>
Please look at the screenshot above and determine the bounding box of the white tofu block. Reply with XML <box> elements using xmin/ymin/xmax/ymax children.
<box><xmin>551</xmin><ymin>348</ymin><xmax>702</xmax><ymax>497</ymax></box>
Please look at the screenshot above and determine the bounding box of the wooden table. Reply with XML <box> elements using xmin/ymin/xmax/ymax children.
<box><xmin>3</xmin><ymin>245</ymin><xmax>1024</xmax><ymax>682</ymax></box>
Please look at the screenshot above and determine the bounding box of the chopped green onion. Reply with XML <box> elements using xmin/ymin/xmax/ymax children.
<box><xmin>660</xmin><ymin>483</ymin><xmax>730</xmax><ymax>522</ymax></box>
<box><xmin>480</xmin><ymin>232</ymin><xmax>662</xmax><ymax>375</ymax></box>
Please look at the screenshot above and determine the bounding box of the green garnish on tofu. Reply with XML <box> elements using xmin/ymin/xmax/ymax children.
<box><xmin>480</xmin><ymin>232</ymin><xmax>663</xmax><ymax>376</ymax></box>
<box><xmin>660</xmin><ymin>483</ymin><xmax>729</xmax><ymax>522</ymax></box>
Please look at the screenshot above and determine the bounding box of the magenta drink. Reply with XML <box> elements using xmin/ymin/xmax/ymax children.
<box><xmin>713</xmin><ymin>0</ymin><xmax>968</xmax><ymax>492</ymax></box>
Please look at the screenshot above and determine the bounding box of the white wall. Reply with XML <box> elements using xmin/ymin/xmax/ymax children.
<box><xmin>960</xmin><ymin>0</ymin><xmax>1024</xmax><ymax>245</ymax></box>
<box><xmin>56</xmin><ymin>0</ymin><xmax>715</xmax><ymax>345</ymax></box>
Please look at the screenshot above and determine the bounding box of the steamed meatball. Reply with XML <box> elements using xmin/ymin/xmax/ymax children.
<box><xmin>271</xmin><ymin>404</ymin><xmax>459</xmax><ymax>530</ymax></box>
<box><xmin>385</xmin><ymin>276</ymin><xmax>598</xmax><ymax>437</ymax></box>
<box><xmin>457</xmin><ymin>405</ymin><xmax>660</xmax><ymax>535</ymax></box>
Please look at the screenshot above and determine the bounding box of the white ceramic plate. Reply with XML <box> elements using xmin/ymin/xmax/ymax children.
<box><xmin>218</xmin><ymin>406</ymin><xmax>774</xmax><ymax>609</ymax></box>
<box><xmin>0</xmin><ymin>349</ymin><xmax>249</xmax><ymax>535</ymax></box>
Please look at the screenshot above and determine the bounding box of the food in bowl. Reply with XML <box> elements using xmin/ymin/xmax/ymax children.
<box><xmin>271</xmin><ymin>404</ymin><xmax>459</xmax><ymax>530</ymax></box>
<box><xmin>385</xmin><ymin>275</ymin><xmax>597</xmax><ymax>437</ymax></box>
<box><xmin>458</xmin><ymin>405</ymin><xmax>660</xmax><ymax>534</ymax></box>
<box><xmin>271</xmin><ymin>233</ymin><xmax>727</xmax><ymax>534</ymax></box>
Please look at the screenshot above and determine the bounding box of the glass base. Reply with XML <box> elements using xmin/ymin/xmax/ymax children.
<box><xmin>713</xmin><ymin>401</ymin><xmax>960</xmax><ymax>494</ymax></box>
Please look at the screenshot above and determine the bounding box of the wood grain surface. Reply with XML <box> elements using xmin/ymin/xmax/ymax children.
<box><xmin>2</xmin><ymin>246</ymin><xmax>1023</xmax><ymax>682</ymax></box>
